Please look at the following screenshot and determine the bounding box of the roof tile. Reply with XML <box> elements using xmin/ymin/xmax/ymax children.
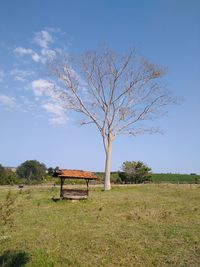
<box><xmin>54</xmin><ymin>169</ymin><xmax>98</xmax><ymax>179</ymax></box>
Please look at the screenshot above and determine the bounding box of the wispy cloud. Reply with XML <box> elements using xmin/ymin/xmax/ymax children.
<box><xmin>10</xmin><ymin>69</ymin><xmax>34</xmax><ymax>82</ymax></box>
<box><xmin>31</xmin><ymin>79</ymin><xmax>54</xmax><ymax>96</ymax></box>
<box><xmin>31</xmin><ymin>78</ymin><xmax>64</xmax><ymax>101</ymax></box>
<box><xmin>30</xmin><ymin>78</ymin><xmax>67</xmax><ymax>124</ymax></box>
<box><xmin>0</xmin><ymin>94</ymin><xmax>16</xmax><ymax>108</ymax></box>
<box><xmin>12</xmin><ymin>29</ymin><xmax>68</xmax><ymax>125</ymax></box>
<box><xmin>33</xmin><ymin>30</ymin><xmax>53</xmax><ymax>48</ymax></box>
<box><xmin>40</xmin><ymin>48</ymin><xmax>56</xmax><ymax>62</ymax></box>
<box><xmin>19</xmin><ymin>95</ymin><xmax>37</xmax><ymax>112</ymax></box>
<box><xmin>42</xmin><ymin>102</ymin><xmax>67</xmax><ymax>125</ymax></box>
<box><xmin>14</xmin><ymin>30</ymin><xmax>57</xmax><ymax>64</ymax></box>
<box><xmin>14</xmin><ymin>47</ymin><xmax>40</xmax><ymax>62</ymax></box>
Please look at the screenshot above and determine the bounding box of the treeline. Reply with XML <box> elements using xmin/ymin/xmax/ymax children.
<box><xmin>96</xmin><ymin>172</ymin><xmax>200</xmax><ymax>184</ymax></box>
<box><xmin>0</xmin><ymin>160</ymin><xmax>58</xmax><ymax>185</ymax></box>
<box><xmin>0</xmin><ymin>165</ymin><xmax>17</xmax><ymax>185</ymax></box>
<box><xmin>96</xmin><ymin>161</ymin><xmax>152</xmax><ymax>184</ymax></box>
<box><xmin>96</xmin><ymin>161</ymin><xmax>200</xmax><ymax>184</ymax></box>
<box><xmin>0</xmin><ymin>160</ymin><xmax>199</xmax><ymax>185</ymax></box>
<box><xmin>1</xmin><ymin>160</ymin><xmax>152</xmax><ymax>185</ymax></box>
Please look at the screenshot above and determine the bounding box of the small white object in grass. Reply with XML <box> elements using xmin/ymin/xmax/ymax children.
<box><xmin>0</xmin><ymin>235</ymin><xmax>11</xmax><ymax>241</ymax></box>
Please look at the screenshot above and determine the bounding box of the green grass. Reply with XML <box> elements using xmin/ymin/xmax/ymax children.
<box><xmin>0</xmin><ymin>185</ymin><xmax>200</xmax><ymax>266</ymax></box>
<box><xmin>151</xmin><ymin>173</ymin><xmax>200</xmax><ymax>184</ymax></box>
<box><xmin>95</xmin><ymin>172</ymin><xmax>200</xmax><ymax>184</ymax></box>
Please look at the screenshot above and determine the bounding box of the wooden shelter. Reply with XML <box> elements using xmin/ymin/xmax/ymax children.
<box><xmin>53</xmin><ymin>169</ymin><xmax>98</xmax><ymax>200</ymax></box>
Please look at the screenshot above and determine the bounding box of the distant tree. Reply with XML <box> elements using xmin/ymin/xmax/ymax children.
<box><xmin>47</xmin><ymin>167</ymin><xmax>54</xmax><ymax>176</ymax></box>
<box><xmin>0</xmin><ymin>164</ymin><xmax>6</xmax><ymax>184</ymax></box>
<box><xmin>0</xmin><ymin>164</ymin><xmax>17</xmax><ymax>185</ymax></box>
<box><xmin>119</xmin><ymin>161</ymin><xmax>152</xmax><ymax>184</ymax></box>
<box><xmin>0</xmin><ymin>164</ymin><xmax>5</xmax><ymax>177</ymax></box>
<box><xmin>16</xmin><ymin>160</ymin><xmax>46</xmax><ymax>181</ymax></box>
<box><xmin>47</xmin><ymin>166</ymin><xmax>60</xmax><ymax>176</ymax></box>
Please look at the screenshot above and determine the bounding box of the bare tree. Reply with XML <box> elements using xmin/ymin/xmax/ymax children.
<box><xmin>49</xmin><ymin>48</ymin><xmax>176</xmax><ymax>190</ymax></box>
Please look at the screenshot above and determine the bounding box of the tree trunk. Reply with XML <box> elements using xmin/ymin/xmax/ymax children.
<box><xmin>104</xmin><ymin>141</ymin><xmax>112</xmax><ymax>190</ymax></box>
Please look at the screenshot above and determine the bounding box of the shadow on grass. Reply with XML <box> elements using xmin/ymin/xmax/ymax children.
<box><xmin>0</xmin><ymin>250</ymin><xmax>29</xmax><ymax>267</ymax></box>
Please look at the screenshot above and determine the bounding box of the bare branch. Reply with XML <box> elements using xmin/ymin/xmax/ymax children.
<box><xmin>48</xmin><ymin>47</ymin><xmax>176</xmax><ymax>143</ymax></box>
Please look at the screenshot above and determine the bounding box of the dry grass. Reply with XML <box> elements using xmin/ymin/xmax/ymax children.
<box><xmin>0</xmin><ymin>184</ymin><xmax>200</xmax><ymax>266</ymax></box>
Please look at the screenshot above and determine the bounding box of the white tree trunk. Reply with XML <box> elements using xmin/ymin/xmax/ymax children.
<box><xmin>104</xmin><ymin>141</ymin><xmax>112</xmax><ymax>190</ymax></box>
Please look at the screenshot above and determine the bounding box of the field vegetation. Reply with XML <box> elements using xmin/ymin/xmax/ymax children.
<box><xmin>0</xmin><ymin>185</ymin><xmax>200</xmax><ymax>266</ymax></box>
<box><xmin>1</xmin><ymin>161</ymin><xmax>199</xmax><ymax>186</ymax></box>
<box><xmin>151</xmin><ymin>173</ymin><xmax>200</xmax><ymax>184</ymax></box>
<box><xmin>96</xmin><ymin>172</ymin><xmax>200</xmax><ymax>184</ymax></box>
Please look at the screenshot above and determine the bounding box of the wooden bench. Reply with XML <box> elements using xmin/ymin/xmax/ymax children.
<box><xmin>61</xmin><ymin>189</ymin><xmax>88</xmax><ymax>200</ymax></box>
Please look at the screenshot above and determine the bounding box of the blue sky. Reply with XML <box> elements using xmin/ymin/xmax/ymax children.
<box><xmin>0</xmin><ymin>0</ymin><xmax>199</xmax><ymax>173</ymax></box>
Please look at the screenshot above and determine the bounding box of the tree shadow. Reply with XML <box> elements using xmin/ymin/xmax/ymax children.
<box><xmin>0</xmin><ymin>250</ymin><xmax>29</xmax><ymax>267</ymax></box>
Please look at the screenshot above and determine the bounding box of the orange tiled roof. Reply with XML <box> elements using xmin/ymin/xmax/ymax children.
<box><xmin>54</xmin><ymin>169</ymin><xmax>98</xmax><ymax>180</ymax></box>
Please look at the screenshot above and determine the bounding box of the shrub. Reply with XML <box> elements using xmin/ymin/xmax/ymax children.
<box><xmin>16</xmin><ymin>160</ymin><xmax>46</xmax><ymax>182</ymax></box>
<box><xmin>0</xmin><ymin>165</ymin><xmax>18</xmax><ymax>185</ymax></box>
<box><xmin>0</xmin><ymin>191</ymin><xmax>19</xmax><ymax>239</ymax></box>
<box><xmin>119</xmin><ymin>161</ymin><xmax>152</xmax><ymax>184</ymax></box>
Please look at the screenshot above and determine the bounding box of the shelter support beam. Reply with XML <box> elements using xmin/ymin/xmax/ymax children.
<box><xmin>60</xmin><ymin>178</ymin><xmax>64</xmax><ymax>198</ymax></box>
<box><xmin>86</xmin><ymin>179</ymin><xmax>89</xmax><ymax>196</ymax></box>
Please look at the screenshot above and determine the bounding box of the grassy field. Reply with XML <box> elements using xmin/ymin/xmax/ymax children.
<box><xmin>95</xmin><ymin>172</ymin><xmax>200</xmax><ymax>184</ymax></box>
<box><xmin>151</xmin><ymin>173</ymin><xmax>200</xmax><ymax>184</ymax></box>
<box><xmin>0</xmin><ymin>185</ymin><xmax>200</xmax><ymax>266</ymax></box>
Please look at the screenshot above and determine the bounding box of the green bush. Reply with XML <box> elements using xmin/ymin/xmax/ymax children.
<box><xmin>0</xmin><ymin>165</ymin><xmax>18</xmax><ymax>185</ymax></box>
<box><xmin>110</xmin><ymin>172</ymin><xmax>122</xmax><ymax>184</ymax></box>
<box><xmin>47</xmin><ymin>166</ymin><xmax>59</xmax><ymax>176</ymax></box>
<box><xmin>16</xmin><ymin>160</ymin><xmax>46</xmax><ymax>182</ymax></box>
<box><xmin>119</xmin><ymin>161</ymin><xmax>152</xmax><ymax>184</ymax></box>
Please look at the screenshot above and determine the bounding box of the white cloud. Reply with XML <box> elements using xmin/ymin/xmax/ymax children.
<box><xmin>31</xmin><ymin>79</ymin><xmax>54</xmax><ymax>97</ymax></box>
<box><xmin>31</xmin><ymin>78</ymin><xmax>67</xmax><ymax>124</ymax></box>
<box><xmin>41</xmin><ymin>48</ymin><xmax>56</xmax><ymax>61</ymax></box>
<box><xmin>14</xmin><ymin>31</ymin><xmax>56</xmax><ymax>64</ymax></box>
<box><xmin>31</xmin><ymin>53</ymin><xmax>41</xmax><ymax>62</ymax></box>
<box><xmin>11</xmin><ymin>29</ymin><xmax>68</xmax><ymax>125</ymax></box>
<box><xmin>33</xmin><ymin>30</ymin><xmax>53</xmax><ymax>48</ymax></box>
<box><xmin>0</xmin><ymin>94</ymin><xmax>16</xmax><ymax>108</ymax></box>
<box><xmin>13</xmin><ymin>30</ymin><xmax>60</xmax><ymax>65</ymax></box>
<box><xmin>14</xmin><ymin>47</ymin><xmax>33</xmax><ymax>55</ymax></box>
<box><xmin>0</xmin><ymin>69</ymin><xmax>5</xmax><ymax>82</ymax></box>
<box><xmin>10</xmin><ymin>69</ymin><xmax>34</xmax><ymax>82</ymax></box>
<box><xmin>42</xmin><ymin>102</ymin><xmax>67</xmax><ymax>125</ymax></box>
<box><xmin>14</xmin><ymin>47</ymin><xmax>40</xmax><ymax>62</ymax></box>
<box><xmin>31</xmin><ymin>78</ymin><xmax>64</xmax><ymax>101</ymax></box>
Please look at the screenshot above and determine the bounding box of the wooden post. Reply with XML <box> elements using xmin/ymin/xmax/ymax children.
<box><xmin>86</xmin><ymin>179</ymin><xmax>89</xmax><ymax>196</ymax></box>
<box><xmin>60</xmin><ymin>177</ymin><xmax>64</xmax><ymax>198</ymax></box>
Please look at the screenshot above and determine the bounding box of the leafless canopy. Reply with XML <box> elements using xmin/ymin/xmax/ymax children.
<box><xmin>49</xmin><ymin>48</ymin><xmax>176</xmax><ymax>151</ymax></box>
